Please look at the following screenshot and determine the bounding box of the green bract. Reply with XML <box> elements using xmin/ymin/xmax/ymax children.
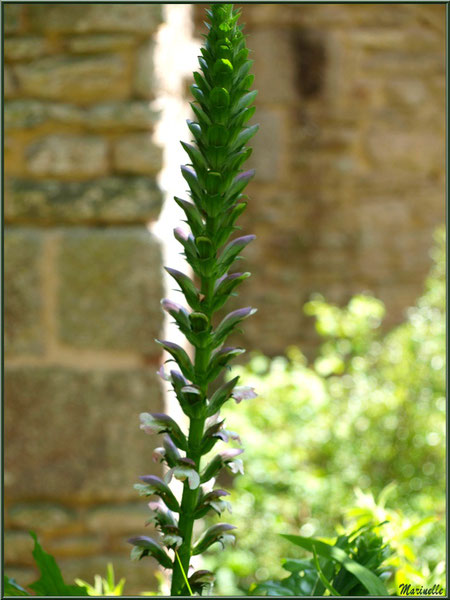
<box><xmin>129</xmin><ymin>4</ymin><xmax>258</xmax><ymax>596</ymax></box>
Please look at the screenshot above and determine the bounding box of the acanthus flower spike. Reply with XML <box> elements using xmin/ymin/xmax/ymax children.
<box><xmin>131</xmin><ymin>4</ymin><xmax>258</xmax><ymax>596</ymax></box>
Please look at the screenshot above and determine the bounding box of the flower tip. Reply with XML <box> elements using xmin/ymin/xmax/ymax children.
<box><xmin>240</xmin><ymin>168</ymin><xmax>255</xmax><ymax>179</ymax></box>
<box><xmin>174</xmin><ymin>227</ymin><xmax>188</xmax><ymax>241</ymax></box>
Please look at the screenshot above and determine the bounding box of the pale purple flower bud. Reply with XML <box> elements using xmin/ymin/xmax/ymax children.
<box><xmin>232</xmin><ymin>386</ymin><xmax>258</xmax><ymax>403</ymax></box>
<box><xmin>157</xmin><ymin>366</ymin><xmax>170</xmax><ymax>381</ymax></box>
<box><xmin>152</xmin><ymin>447</ymin><xmax>166</xmax><ymax>463</ymax></box>
<box><xmin>174</xmin><ymin>226</ymin><xmax>189</xmax><ymax>241</ymax></box>
<box><xmin>161</xmin><ymin>298</ymin><xmax>187</xmax><ymax>315</ymax></box>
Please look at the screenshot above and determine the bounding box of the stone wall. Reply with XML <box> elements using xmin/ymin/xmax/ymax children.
<box><xmin>195</xmin><ymin>3</ymin><xmax>446</xmax><ymax>356</ymax></box>
<box><xmin>4</xmin><ymin>3</ymin><xmax>165</xmax><ymax>593</ymax></box>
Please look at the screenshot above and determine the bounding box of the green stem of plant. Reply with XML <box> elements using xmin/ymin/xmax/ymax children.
<box><xmin>170</xmin><ymin>269</ymin><xmax>215</xmax><ymax>595</ymax></box>
<box><xmin>312</xmin><ymin>546</ymin><xmax>341</xmax><ymax>597</ymax></box>
<box><xmin>175</xmin><ymin>550</ymin><xmax>193</xmax><ymax>596</ymax></box>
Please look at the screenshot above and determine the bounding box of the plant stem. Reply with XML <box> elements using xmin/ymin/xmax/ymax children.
<box><xmin>171</xmin><ymin>417</ymin><xmax>205</xmax><ymax>595</ymax></box>
<box><xmin>170</xmin><ymin>268</ymin><xmax>215</xmax><ymax>595</ymax></box>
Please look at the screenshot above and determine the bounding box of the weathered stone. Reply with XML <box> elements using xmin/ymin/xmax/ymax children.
<box><xmin>4</xmin><ymin>66</ymin><xmax>18</xmax><ymax>99</ymax></box>
<box><xmin>5</xmin><ymin>100</ymin><xmax>79</xmax><ymax>130</ymax></box>
<box><xmin>385</xmin><ymin>78</ymin><xmax>428</xmax><ymax>108</ymax></box>
<box><xmin>249</xmin><ymin>109</ymin><xmax>283</xmax><ymax>182</ymax></box>
<box><xmin>9</xmin><ymin>503</ymin><xmax>75</xmax><ymax>532</ymax></box>
<box><xmin>5</xmin><ymin>176</ymin><xmax>163</xmax><ymax>224</ymax></box>
<box><xmin>4</xmin><ymin>531</ymin><xmax>35</xmax><ymax>565</ymax></box>
<box><xmin>26</xmin><ymin>134</ymin><xmax>108</xmax><ymax>177</ymax></box>
<box><xmin>4</xmin><ymin>36</ymin><xmax>49</xmax><ymax>61</ymax></box>
<box><xmin>45</xmin><ymin>535</ymin><xmax>103</xmax><ymax>558</ymax></box>
<box><xmin>4</xmin><ymin>100</ymin><xmax>159</xmax><ymax>131</ymax></box>
<box><xmin>28</xmin><ymin>4</ymin><xmax>163</xmax><ymax>34</ymax></box>
<box><xmin>4</xmin><ymin>228</ymin><xmax>44</xmax><ymax>356</ymax></box>
<box><xmin>250</xmin><ymin>29</ymin><xmax>298</xmax><ymax>104</ymax></box>
<box><xmin>3</xmin><ymin>566</ymin><xmax>37</xmax><ymax>587</ymax></box>
<box><xmin>134</xmin><ymin>41</ymin><xmax>156</xmax><ymax>99</ymax></box>
<box><xmin>58</xmin><ymin>228</ymin><xmax>164</xmax><ymax>352</ymax></box>
<box><xmin>112</xmin><ymin>134</ymin><xmax>162</xmax><ymax>175</ymax></box>
<box><xmin>4</xmin><ymin>367</ymin><xmax>164</xmax><ymax>500</ymax></box>
<box><xmin>361</xmin><ymin>49</ymin><xmax>444</xmax><ymax>75</ymax></box>
<box><xmin>67</xmin><ymin>34</ymin><xmax>136</xmax><ymax>53</ymax></box>
<box><xmin>86</xmin><ymin>504</ymin><xmax>150</xmax><ymax>534</ymax></box>
<box><xmin>15</xmin><ymin>54</ymin><xmax>129</xmax><ymax>103</ymax></box>
<box><xmin>4</xmin><ymin>4</ymin><xmax>22</xmax><ymax>34</ymax></box>
<box><xmin>366</xmin><ymin>126</ymin><xmax>442</xmax><ymax>172</ymax></box>
<box><xmin>85</xmin><ymin>101</ymin><xmax>160</xmax><ymax>131</ymax></box>
<box><xmin>4</xmin><ymin>134</ymin><xmax>25</xmax><ymax>177</ymax></box>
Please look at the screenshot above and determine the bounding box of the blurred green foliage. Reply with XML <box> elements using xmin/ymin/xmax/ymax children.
<box><xmin>75</xmin><ymin>563</ymin><xmax>125</xmax><ymax>596</ymax></box>
<box><xmin>203</xmin><ymin>228</ymin><xmax>445</xmax><ymax>595</ymax></box>
<box><xmin>252</xmin><ymin>521</ymin><xmax>392</xmax><ymax>596</ymax></box>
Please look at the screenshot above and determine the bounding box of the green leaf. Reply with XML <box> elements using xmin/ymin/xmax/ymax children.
<box><xmin>155</xmin><ymin>339</ymin><xmax>194</xmax><ymax>381</ymax></box>
<box><xmin>207</xmin><ymin>375</ymin><xmax>240</xmax><ymax>416</ymax></box>
<box><xmin>230</xmin><ymin>123</ymin><xmax>259</xmax><ymax>152</ymax></box>
<box><xmin>281</xmin><ymin>534</ymin><xmax>389</xmax><ymax>596</ymax></box>
<box><xmin>251</xmin><ymin>570</ymin><xmax>322</xmax><ymax>597</ymax></box>
<box><xmin>4</xmin><ymin>576</ymin><xmax>30</xmax><ymax>596</ymax></box>
<box><xmin>173</xmin><ymin>197</ymin><xmax>205</xmax><ymax>238</ymax></box>
<box><xmin>192</xmin><ymin>523</ymin><xmax>236</xmax><ymax>555</ymax></box>
<box><xmin>28</xmin><ymin>532</ymin><xmax>89</xmax><ymax>596</ymax></box>
<box><xmin>212</xmin><ymin>271</ymin><xmax>250</xmax><ymax>311</ymax></box>
<box><xmin>212</xmin><ymin>306</ymin><xmax>256</xmax><ymax>347</ymax></box>
<box><xmin>217</xmin><ymin>234</ymin><xmax>255</xmax><ymax>276</ymax></box>
<box><xmin>128</xmin><ymin>536</ymin><xmax>173</xmax><ymax>570</ymax></box>
<box><xmin>232</xmin><ymin>90</ymin><xmax>258</xmax><ymax>114</ymax></box>
<box><xmin>136</xmin><ymin>475</ymin><xmax>180</xmax><ymax>512</ymax></box>
<box><xmin>165</xmin><ymin>267</ymin><xmax>201</xmax><ymax>311</ymax></box>
<box><xmin>181</xmin><ymin>141</ymin><xmax>209</xmax><ymax>172</ymax></box>
<box><xmin>251</xmin><ymin>579</ymin><xmax>297</xmax><ymax>596</ymax></box>
<box><xmin>139</xmin><ymin>412</ymin><xmax>187</xmax><ymax>451</ymax></box>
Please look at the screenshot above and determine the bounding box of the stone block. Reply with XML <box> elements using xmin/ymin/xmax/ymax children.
<box><xmin>134</xmin><ymin>41</ymin><xmax>156</xmax><ymax>99</ymax></box>
<box><xmin>112</xmin><ymin>134</ymin><xmax>162</xmax><ymax>175</ymax></box>
<box><xmin>5</xmin><ymin>228</ymin><xmax>44</xmax><ymax>356</ymax></box>
<box><xmin>85</xmin><ymin>101</ymin><xmax>160</xmax><ymax>131</ymax></box>
<box><xmin>26</xmin><ymin>134</ymin><xmax>108</xmax><ymax>178</ymax></box>
<box><xmin>58</xmin><ymin>228</ymin><xmax>164</xmax><ymax>352</ymax></box>
<box><xmin>250</xmin><ymin>29</ymin><xmax>298</xmax><ymax>104</ymax></box>
<box><xmin>4</xmin><ymin>36</ymin><xmax>49</xmax><ymax>61</ymax></box>
<box><xmin>86</xmin><ymin>503</ymin><xmax>150</xmax><ymax>534</ymax></box>
<box><xmin>366</xmin><ymin>126</ymin><xmax>442</xmax><ymax>172</ymax></box>
<box><xmin>3</xmin><ymin>566</ymin><xmax>37</xmax><ymax>587</ymax></box>
<box><xmin>4</xmin><ymin>134</ymin><xmax>25</xmax><ymax>176</ymax></box>
<box><xmin>4</xmin><ymin>531</ymin><xmax>35</xmax><ymax>565</ymax></box>
<box><xmin>385</xmin><ymin>78</ymin><xmax>428</xmax><ymax>109</ymax></box>
<box><xmin>4</xmin><ymin>367</ymin><xmax>164</xmax><ymax>501</ymax></box>
<box><xmin>4</xmin><ymin>100</ymin><xmax>159</xmax><ymax>132</ymax></box>
<box><xmin>67</xmin><ymin>34</ymin><xmax>136</xmax><ymax>53</ymax></box>
<box><xmin>45</xmin><ymin>535</ymin><xmax>103</xmax><ymax>558</ymax></box>
<box><xmin>4</xmin><ymin>100</ymin><xmax>80</xmax><ymax>130</ymax></box>
<box><xmin>8</xmin><ymin>503</ymin><xmax>75</xmax><ymax>532</ymax></box>
<box><xmin>15</xmin><ymin>54</ymin><xmax>129</xmax><ymax>104</ymax></box>
<box><xmin>4</xmin><ymin>4</ymin><xmax>23</xmax><ymax>34</ymax></box>
<box><xmin>248</xmin><ymin>108</ymin><xmax>284</xmax><ymax>182</ymax></box>
<box><xmin>4</xmin><ymin>66</ymin><xmax>18</xmax><ymax>99</ymax></box>
<box><xmin>28</xmin><ymin>3</ymin><xmax>163</xmax><ymax>34</ymax></box>
<box><xmin>5</xmin><ymin>176</ymin><xmax>163</xmax><ymax>225</ymax></box>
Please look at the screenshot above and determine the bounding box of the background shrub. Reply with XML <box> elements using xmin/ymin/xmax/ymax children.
<box><xmin>203</xmin><ymin>228</ymin><xmax>445</xmax><ymax>595</ymax></box>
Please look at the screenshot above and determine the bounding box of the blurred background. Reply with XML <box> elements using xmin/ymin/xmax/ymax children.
<box><xmin>4</xmin><ymin>2</ymin><xmax>445</xmax><ymax>596</ymax></box>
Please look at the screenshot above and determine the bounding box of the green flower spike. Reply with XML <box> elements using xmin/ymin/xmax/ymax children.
<box><xmin>129</xmin><ymin>4</ymin><xmax>258</xmax><ymax>595</ymax></box>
